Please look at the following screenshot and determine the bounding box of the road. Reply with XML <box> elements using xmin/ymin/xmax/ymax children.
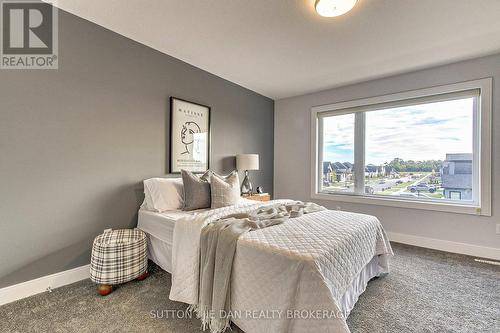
<box><xmin>393</xmin><ymin>173</ymin><xmax>431</xmax><ymax>194</ymax></box>
<box><xmin>368</xmin><ymin>179</ymin><xmax>401</xmax><ymax>192</ymax></box>
<box><xmin>325</xmin><ymin>173</ymin><xmax>433</xmax><ymax>195</ymax></box>
<box><xmin>366</xmin><ymin>173</ymin><xmax>431</xmax><ymax>194</ymax></box>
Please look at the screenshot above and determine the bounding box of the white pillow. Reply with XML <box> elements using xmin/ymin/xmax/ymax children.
<box><xmin>143</xmin><ymin>178</ymin><xmax>184</xmax><ymax>212</ymax></box>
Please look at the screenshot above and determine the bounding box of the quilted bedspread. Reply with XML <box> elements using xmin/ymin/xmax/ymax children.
<box><xmin>170</xmin><ymin>200</ymin><xmax>393</xmax><ymax>333</ymax></box>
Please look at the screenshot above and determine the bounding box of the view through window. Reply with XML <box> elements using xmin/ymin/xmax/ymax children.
<box><xmin>322</xmin><ymin>113</ymin><xmax>355</xmax><ymax>193</ymax></box>
<box><xmin>320</xmin><ymin>96</ymin><xmax>476</xmax><ymax>204</ymax></box>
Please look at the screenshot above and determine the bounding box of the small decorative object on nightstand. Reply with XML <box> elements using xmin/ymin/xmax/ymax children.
<box><xmin>242</xmin><ymin>193</ymin><xmax>271</xmax><ymax>202</ymax></box>
<box><xmin>90</xmin><ymin>228</ymin><xmax>148</xmax><ymax>296</ymax></box>
<box><xmin>236</xmin><ymin>154</ymin><xmax>259</xmax><ymax>195</ymax></box>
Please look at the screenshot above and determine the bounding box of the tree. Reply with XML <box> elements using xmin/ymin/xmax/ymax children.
<box><xmin>387</xmin><ymin>158</ymin><xmax>442</xmax><ymax>172</ymax></box>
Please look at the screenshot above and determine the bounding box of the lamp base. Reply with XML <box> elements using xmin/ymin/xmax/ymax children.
<box><xmin>240</xmin><ymin>170</ymin><xmax>253</xmax><ymax>195</ymax></box>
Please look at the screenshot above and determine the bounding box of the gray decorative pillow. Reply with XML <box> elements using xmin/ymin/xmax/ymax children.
<box><xmin>181</xmin><ymin>170</ymin><xmax>212</xmax><ymax>211</ymax></box>
<box><xmin>210</xmin><ymin>171</ymin><xmax>240</xmax><ymax>208</ymax></box>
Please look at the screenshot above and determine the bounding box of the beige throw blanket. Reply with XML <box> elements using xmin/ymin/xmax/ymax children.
<box><xmin>195</xmin><ymin>202</ymin><xmax>325</xmax><ymax>333</ymax></box>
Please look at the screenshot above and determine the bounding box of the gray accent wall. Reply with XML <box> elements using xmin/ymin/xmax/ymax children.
<box><xmin>0</xmin><ymin>10</ymin><xmax>273</xmax><ymax>288</ymax></box>
<box><xmin>275</xmin><ymin>53</ymin><xmax>499</xmax><ymax>252</ymax></box>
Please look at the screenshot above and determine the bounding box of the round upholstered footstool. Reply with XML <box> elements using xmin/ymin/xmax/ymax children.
<box><xmin>90</xmin><ymin>228</ymin><xmax>148</xmax><ymax>296</ymax></box>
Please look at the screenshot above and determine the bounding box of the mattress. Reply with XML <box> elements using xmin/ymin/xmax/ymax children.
<box><xmin>138</xmin><ymin>209</ymin><xmax>204</xmax><ymax>243</ymax></box>
<box><xmin>137</xmin><ymin>198</ymin><xmax>257</xmax><ymax>272</ymax></box>
<box><xmin>137</xmin><ymin>208</ymin><xmax>201</xmax><ymax>273</ymax></box>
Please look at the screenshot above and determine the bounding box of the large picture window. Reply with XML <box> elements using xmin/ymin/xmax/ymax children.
<box><xmin>311</xmin><ymin>79</ymin><xmax>492</xmax><ymax>215</ymax></box>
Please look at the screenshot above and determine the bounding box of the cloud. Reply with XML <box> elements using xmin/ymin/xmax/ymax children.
<box><xmin>413</xmin><ymin>118</ymin><xmax>450</xmax><ymax>125</ymax></box>
<box><xmin>323</xmin><ymin>113</ymin><xmax>355</xmax><ymax>162</ymax></box>
<box><xmin>324</xmin><ymin>143</ymin><xmax>353</xmax><ymax>162</ymax></box>
<box><xmin>322</xmin><ymin>97</ymin><xmax>474</xmax><ymax>164</ymax></box>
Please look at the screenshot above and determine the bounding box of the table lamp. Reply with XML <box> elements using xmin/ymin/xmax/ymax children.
<box><xmin>236</xmin><ymin>154</ymin><xmax>259</xmax><ymax>195</ymax></box>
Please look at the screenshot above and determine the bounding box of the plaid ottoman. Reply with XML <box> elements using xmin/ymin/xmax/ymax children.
<box><xmin>90</xmin><ymin>228</ymin><xmax>148</xmax><ymax>294</ymax></box>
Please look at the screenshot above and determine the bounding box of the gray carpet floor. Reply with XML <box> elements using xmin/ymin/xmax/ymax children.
<box><xmin>1</xmin><ymin>243</ymin><xmax>499</xmax><ymax>333</ymax></box>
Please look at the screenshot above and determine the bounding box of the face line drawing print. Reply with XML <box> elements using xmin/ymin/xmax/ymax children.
<box><xmin>181</xmin><ymin>121</ymin><xmax>201</xmax><ymax>155</ymax></box>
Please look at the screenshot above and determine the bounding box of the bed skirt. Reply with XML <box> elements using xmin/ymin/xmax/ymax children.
<box><xmin>339</xmin><ymin>255</ymin><xmax>386</xmax><ymax>318</ymax></box>
<box><xmin>145</xmin><ymin>232</ymin><xmax>173</xmax><ymax>273</ymax></box>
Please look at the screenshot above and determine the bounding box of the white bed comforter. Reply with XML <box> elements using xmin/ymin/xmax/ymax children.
<box><xmin>170</xmin><ymin>200</ymin><xmax>393</xmax><ymax>333</ymax></box>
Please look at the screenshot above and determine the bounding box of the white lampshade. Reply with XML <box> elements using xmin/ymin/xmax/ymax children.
<box><xmin>315</xmin><ymin>0</ymin><xmax>357</xmax><ymax>17</ymax></box>
<box><xmin>236</xmin><ymin>154</ymin><xmax>259</xmax><ymax>171</ymax></box>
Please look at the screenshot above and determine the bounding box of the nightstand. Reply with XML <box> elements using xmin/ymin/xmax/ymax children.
<box><xmin>242</xmin><ymin>194</ymin><xmax>271</xmax><ymax>202</ymax></box>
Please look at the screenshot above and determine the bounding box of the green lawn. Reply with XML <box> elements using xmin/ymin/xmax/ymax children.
<box><xmin>382</xmin><ymin>181</ymin><xmax>413</xmax><ymax>192</ymax></box>
<box><xmin>421</xmin><ymin>190</ymin><xmax>445</xmax><ymax>199</ymax></box>
<box><xmin>322</xmin><ymin>181</ymin><xmax>354</xmax><ymax>192</ymax></box>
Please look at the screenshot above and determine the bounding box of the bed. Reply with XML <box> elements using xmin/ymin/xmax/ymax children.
<box><xmin>138</xmin><ymin>208</ymin><xmax>181</xmax><ymax>273</ymax></box>
<box><xmin>138</xmin><ymin>198</ymin><xmax>393</xmax><ymax>333</ymax></box>
<box><xmin>137</xmin><ymin>198</ymin><xmax>257</xmax><ymax>273</ymax></box>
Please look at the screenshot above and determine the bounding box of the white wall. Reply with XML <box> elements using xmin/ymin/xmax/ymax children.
<box><xmin>274</xmin><ymin>53</ymin><xmax>500</xmax><ymax>254</ymax></box>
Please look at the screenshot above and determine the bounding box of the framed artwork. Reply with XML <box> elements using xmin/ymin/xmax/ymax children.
<box><xmin>169</xmin><ymin>97</ymin><xmax>211</xmax><ymax>173</ymax></box>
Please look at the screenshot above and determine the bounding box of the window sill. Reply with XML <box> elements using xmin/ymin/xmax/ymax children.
<box><xmin>311</xmin><ymin>192</ymin><xmax>489</xmax><ymax>216</ymax></box>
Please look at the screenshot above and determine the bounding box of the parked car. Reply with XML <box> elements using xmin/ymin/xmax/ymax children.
<box><xmin>378</xmin><ymin>180</ymin><xmax>386</xmax><ymax>184</ymax></box>
<box><xmin>407</xmin><ymin>183</ymin><xmax>436</xmax><ymax>193</ymax></box>
<box><xmin>395</xmin><ymin>180</ymin><xmax>403</xmax><ymax>185</ymax></box>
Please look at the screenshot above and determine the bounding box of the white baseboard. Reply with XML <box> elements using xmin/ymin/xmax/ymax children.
<box><xmin>0</xmin><ymin>264</ymin><xmax>90</xmax><ymax>306</ymax></box>
<box><xmin>388</xmin><ymin>232</ymin><xmax>500</xmax><ymax>261</ymax></box>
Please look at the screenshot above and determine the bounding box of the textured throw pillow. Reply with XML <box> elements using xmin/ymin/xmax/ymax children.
<box><xmin>182</xmin><ymin>170</ymin><xmax>212</xmax><ymax>211</ymax></box>
<box><xmin>210</xmin><ymin>171</ymin><xmax>240</xmax><ymax>208</ymax></box>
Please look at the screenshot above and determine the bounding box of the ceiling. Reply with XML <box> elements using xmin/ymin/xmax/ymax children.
<box><xmin>53</xmin><ymin>0</ymin><xmax>500</xmax><ymax>99</ymax></box>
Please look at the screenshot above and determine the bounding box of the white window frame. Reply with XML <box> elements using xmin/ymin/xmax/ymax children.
<box><xmin>310</xmin><ymin>78</ymin><xmax>492</xmax><ymax>216</ymax></box>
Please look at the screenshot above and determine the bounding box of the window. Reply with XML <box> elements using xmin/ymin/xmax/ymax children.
<box><xmin>321</xmin><ymin>114</ymin><xmax>355</xmax><ymax>193</ymax></box>
<box><xmin>311</xmin><ymin>79</ymin><xmax>492</xmax><ymax>215</ymax></box>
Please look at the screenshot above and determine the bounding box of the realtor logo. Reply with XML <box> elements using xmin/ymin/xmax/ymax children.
<box><xmin>1</xmin><ymin>0</ymin><xmax>58</xmax><ymax>69</ymax></box>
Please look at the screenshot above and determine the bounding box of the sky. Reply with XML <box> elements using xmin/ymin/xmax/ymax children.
<box><xmin>323</xmin><ymin>97</ymin><xmax>474</xmax><ymax>165</ymax></box>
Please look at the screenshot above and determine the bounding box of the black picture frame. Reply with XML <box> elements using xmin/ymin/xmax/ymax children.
<box><xmin>169</xmin><ymin>97</ymin><xmax>211</xmax><ymax>174</ymax></box>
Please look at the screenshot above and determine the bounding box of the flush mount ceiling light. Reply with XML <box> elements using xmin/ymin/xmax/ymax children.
<box><xmin>315</xmin><ymin>0</ymin><xmax>357</xmax><ymax>17</ymax></box>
